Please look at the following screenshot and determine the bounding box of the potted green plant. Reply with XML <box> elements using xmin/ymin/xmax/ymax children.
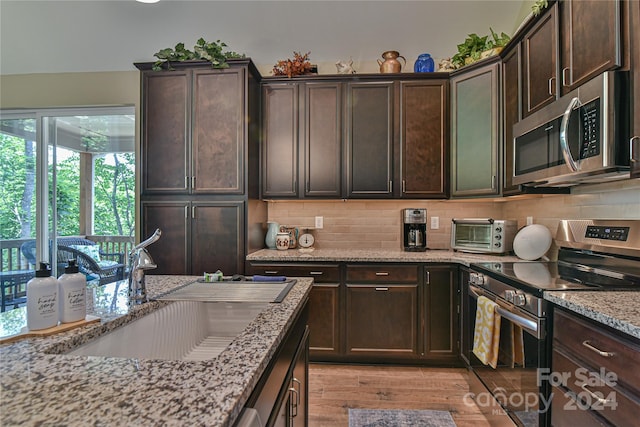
<box><xmin>152</xmin><ymin>38</ymin><xmax>244</xmax><ymax>71</ymax></box>
<box><xmin>451</xmin><ymin>28</ymin><xmax>511</xmax><ymax>69</ymax></box>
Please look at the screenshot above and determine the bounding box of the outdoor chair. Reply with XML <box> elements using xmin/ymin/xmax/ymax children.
<box><xmin>20</xmin><ymin>238</ymin><xmax>126</xmax><ymax>286</ymax></box>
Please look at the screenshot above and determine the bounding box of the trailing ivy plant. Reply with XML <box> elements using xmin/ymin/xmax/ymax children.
<box><xmin>152</xmin><ymin>38</ymin><xmax>245</xmax><ymax>71</ymax></box>
<box><xmin>451</xmin><ymin>28</ymin><xmax>510</xmax><ymax>69</ymax></box>
<box><xmin>532</xmin><ymin>0</ymin><xmax>549</xmax><ymax>17</ymax></box>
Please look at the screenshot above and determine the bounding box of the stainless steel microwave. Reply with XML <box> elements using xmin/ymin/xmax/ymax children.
<box><xmin>512</xmin><ymin>71</ymin><xmax>630</xmax><ymax>188</ymax></box>
<box><xmin>451</xmin><ymin>218</ymin><xmax>517</xmax><ymax>254</ymax></box>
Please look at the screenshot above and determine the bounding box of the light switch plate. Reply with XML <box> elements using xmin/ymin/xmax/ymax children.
<box><xmin>526</xmin><ymin>216</ymin><xmax>534</xmax><ymax>225</ymax></box>
<box><xmin>315</xmin><ymin>216</ymin><xmax>323</xmax><ymax>229</ymax></box>
<box><xmin>430</xmin><ymin>216</ymin><xmax>439</xmax><ymax>230</ymax></box>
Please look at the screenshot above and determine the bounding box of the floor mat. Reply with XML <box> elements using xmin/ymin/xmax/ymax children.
<box><xmin>348</xmin><ymin>409</ymin><xmax>457</xmax><ymax>427</ymax></box>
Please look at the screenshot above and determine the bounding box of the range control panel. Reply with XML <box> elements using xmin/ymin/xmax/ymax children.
<box><xmin>585</xmin><ymin>225</ymin><xmax>630</xmax><ymax>241</ymax></box>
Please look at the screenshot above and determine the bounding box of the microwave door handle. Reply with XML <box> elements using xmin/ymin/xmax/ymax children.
<box><xmin>560</xmin><ymin>97</ymin><xmax>581</xmax><ymax>172</ymax></box>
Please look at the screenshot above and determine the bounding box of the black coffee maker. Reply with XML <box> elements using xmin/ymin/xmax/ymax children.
<box><xmin>403</xmin><ymin>208</ymin><xmax>427</xmax><ymax>251</ymax></box>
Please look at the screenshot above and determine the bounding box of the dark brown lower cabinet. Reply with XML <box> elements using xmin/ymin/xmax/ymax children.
<box><xmin>345</xmin><ymin>283</ymin><xmax>419</xmax><ymax>359</ymax></box>
<box><xmin>142</xmin><ymin>201</ymin><xmax>244</xmax><ymax>276</ymax></box>
<box><xmin>424</xmin><ymin>265</ymin><xmax>459</xmax><ymax>360</ymax></box>
<box><xmin>247</xmin><ymin>261</ymin><xmax>459</xmax><ymax>364</ymax></box>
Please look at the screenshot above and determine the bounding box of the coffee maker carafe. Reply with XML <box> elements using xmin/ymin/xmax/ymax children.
<box><xmin>403</xmin><ymin>208</ymin><xmax>427</xmax><ymax>252</ymax></box>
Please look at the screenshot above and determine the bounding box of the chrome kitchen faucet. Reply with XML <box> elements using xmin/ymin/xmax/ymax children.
<box><xmin>127</xmin><ymin>228</ymin><xmax>161</xmax><ymax>305</ymax></box>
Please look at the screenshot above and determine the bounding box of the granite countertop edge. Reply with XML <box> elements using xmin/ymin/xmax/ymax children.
<box><xmin>246</xmin><ymin>248</ymin><xmax>522</xmax><ymax>265</ymax></box>
<box><xmin>544</xmin><ymin>291</ymin><xmax>640</xmax><ymax>340</ymax></box>
<box><xmin>0</xmin><ymin>275</ymin><xmax>313</xmax><ymax>427</ymax></box>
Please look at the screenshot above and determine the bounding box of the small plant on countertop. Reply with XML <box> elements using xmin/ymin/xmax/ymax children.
<box><xmin>152</xmin><ymin>38</ymin><xmax>245</xmax><ymax>71</ymax></box>
<box><xmin>272</xmin><ymin>51</ymin><xmax>314</xmax><ymax>77</ymax></box>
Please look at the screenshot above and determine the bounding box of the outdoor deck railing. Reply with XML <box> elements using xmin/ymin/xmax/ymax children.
<box><xmin>1</xmin><ymin>235</ymin><xmax>134</xmax><ymax>272</ymax></box>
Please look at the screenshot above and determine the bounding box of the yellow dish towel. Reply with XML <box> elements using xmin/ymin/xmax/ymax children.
<box><xmin>473</xmin><ymin>295</ymin><xmax>501</xmax><ymax>368</ymax></box>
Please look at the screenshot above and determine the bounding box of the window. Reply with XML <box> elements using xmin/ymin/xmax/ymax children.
<box><xmin>0</xmin><ymin>107</ymin><xmax>135</xmax><ymax>291</ymax></box>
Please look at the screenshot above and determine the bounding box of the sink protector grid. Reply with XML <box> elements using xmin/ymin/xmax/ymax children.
<box><xmin>154</xmin><ymin>280</ymin><xmax>297</xmax><ymax>303</ymax></box>
<box><xmin>66</xmin><ymin>301</ymin><xmax>268</xmax><ymax>361</ymax></box>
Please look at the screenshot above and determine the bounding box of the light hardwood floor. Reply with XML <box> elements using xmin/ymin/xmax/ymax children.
<box><xmin>308</xmin><ymin>363</ymin><xmax>490</xmax><ymax>427</ymax></box>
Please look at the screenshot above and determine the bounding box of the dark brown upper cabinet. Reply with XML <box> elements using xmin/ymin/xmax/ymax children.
<box><xmin>140</xmin><ymin>65</ymin><xmax>246</xmax><ymax>195</ymax></box>
<box><xmin>400</xmin><ymin>80</ymin><xmax>449</xmax><ymax>198</ymax></box>
<box><xmin>345</xmin><ymin>81</ymin><xmax>395</xmax><ymax>198</ymax></box>
<box><xmin>521</xmin><ymin>1</ymin><xmax>559</xmax><ymax>118</ymax></box>
<box><xmin>559</xmin><ymin>0</ymin><xmax>622</xmax><ymax>94</ymax></box>
<box><xmin>502</xmin><ymin>44</ymin><xmax>522</xmax><ymax>195</ymax></box>
<box><xmin>261</xmin><ymin>81</ymin><xmax>343</xmax><ymax>199</ymax></box>
<box><xmin>630</xmin><ymin>0</ymin><xmax>640</xmax><ymax>179</ymax></box>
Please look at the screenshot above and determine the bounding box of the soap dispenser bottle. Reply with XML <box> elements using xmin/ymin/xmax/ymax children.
<box><xmin>26</xmin><ymin>262</ymin><xmax>59</xmax><ymax>330</ymax></box>
<box><xmin>58</xmin><ymin>259</ymin><xmax>87</xmax><ymax>323</ymax></box>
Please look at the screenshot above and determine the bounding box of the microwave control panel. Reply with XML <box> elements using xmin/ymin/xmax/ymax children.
<box><xmin>579</xmin><ymin>99</ymin><xmax>600</xmax><ymax>159</ymax></box>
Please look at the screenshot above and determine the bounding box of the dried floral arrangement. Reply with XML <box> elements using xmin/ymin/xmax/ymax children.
<box><xmin>272</xmin><ymin>51</ymin><xmax>314</xmax><ymax>77</ymax></box>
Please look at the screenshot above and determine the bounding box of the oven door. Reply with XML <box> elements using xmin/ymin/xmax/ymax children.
<box><xmin>465</xmin><ymin>284</ymin><xmax>549</xmax><ymax>427</ymax></box>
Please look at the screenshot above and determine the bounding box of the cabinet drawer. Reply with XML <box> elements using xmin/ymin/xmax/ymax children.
<box><xmin>346</xmin><ymin>264</ymin><xmax>419</xmax><ymax>283</ymax></box>
<box><xmin>551</xmin><ymin>385</ymin><xmax>609</xmax><ymax>427</ymax></box>
<box><xmin>553</xmin><ymin>347</ymin><xmax>640</xmax><ymax>427</ymax></box>
<box><xmin>249</xmin><ymin>263</ymin><xmax>340</xmax><ymax>283</ymax></box>
<box><xmin>554</xmin><ymin>310</ymin><xmax>640</xmax><ymax>394</ymax></box>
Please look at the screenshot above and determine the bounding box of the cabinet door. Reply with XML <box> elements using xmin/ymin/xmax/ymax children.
<box><xmin>345</xmin><ymin>284</ymin><xmax>418</xmax><ymax>358</ymax></box>
<box><xmin>262</xmin><ymin>83</ymin><xmax>299</xmax><ymax>198</ymax></box>
<box><xmin>303</xmin><ymin>82</ymin><xmax>343</xmax><ymax>198</ymax></box>
<box><xmin>141</xmin><ymin>71</ymin><xmax>190</xmax><ymax>194</ymax></box>
<box><xmin>502</xmin><ymin>46</ymin><xmax>522</xmax><ymax>195</ymax></box>
<box><xmin>522</xmin><ymin>3</ymin><xmax>559</xmax><ymax>118</ymax></box>
<box><xmin>451</xmin><ymin>62</ymin><xmax>500</xmax><ymax>197</ymax></box>
<box><xmin>560</xmin><ymin>0</ymin><xmax>621</xmax><ymax>94</ymax></box>
<box><xmin>308</xmin><ymin>284</ymin><xmax>340</xmax><ymax>357</ymax></box>
<box><xmin>346</xmin><ymin>82</ymin><xmax>394</xmax><ymax>198</ymax></box>
<box><xmin>191</xmin><ymin>202</ymin><xmax>244</xmax><ymax>276</ymax></box>
<box><xmin>192</xmin><ymin>68</ymin><xmax>245</xmax><ymax>194</ymax></box>
<box><xmin>424</xmin><ymin>266</ymin><xmax>458</xmax><ymax>359</ymax></box>
<box><xmin>400</xmin><ymin>80</ymin><xmax>448</xmax><ymax>198</ymax></box>
<box><xmin>141</xmin><ymin>201</ymin><xmax>189</xmax><ymax>275</ymax></box>
<box><xmin>631</xmin><ymin>0</ymin><xmax>640</xmax><ymax>179</ymax></box>
<box><xmin>290</xmin><ymin>328</ymin><xmax>309</xmax><ymax>427</ymax></box>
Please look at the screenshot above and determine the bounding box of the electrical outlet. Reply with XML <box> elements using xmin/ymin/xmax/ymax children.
<box><xmin>527</xmin><ymin>216</ymin><xmax>534</xmax><ymax>226</ymax></box>
<box><xmin>315</xmin><ymin>216</ymin><xmax>323</xmax><ymax>229</ymax></box>
<box><xmin>430</xmin><ymin>216</ymin><xmax>439</xmax><ymax>230</ymax></box>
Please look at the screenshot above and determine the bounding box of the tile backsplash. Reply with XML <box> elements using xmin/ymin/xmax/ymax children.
<box><xmin>266</xmin><ymin>180</ymin><xmax>640</xmax><ymax>250</ymax></box>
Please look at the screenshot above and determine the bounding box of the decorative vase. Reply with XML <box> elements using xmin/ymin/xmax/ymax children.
<box><xmin>414</xmin><ymin>53</ymin><xmax>435</xmax><ymax>73</ymax></box>
<box><xmin>265</xmin><ymin>221</ymin><xmax>279</xmax><ymax>249</ymax></box>
<box><xmin>377</xmin><ymin>51</ymin><xmax>406</xmax><ymax>73</ymax></box>
<box><xmin>276</xmin><ymin>232</ymin><xmax>291</xmax><ymax>251</ymax></box>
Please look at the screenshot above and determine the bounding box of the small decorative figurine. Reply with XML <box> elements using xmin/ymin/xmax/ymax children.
<box><xmin>335</xmin><ymin>57</ymin><xmax>356</xmax><ymax>74</ymax></box>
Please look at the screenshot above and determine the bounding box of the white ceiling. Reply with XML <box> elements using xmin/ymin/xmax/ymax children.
<box><xmin>0</xmin><ymin>0</ymin><xmax>531</xmax><ymax>76</ymax></box>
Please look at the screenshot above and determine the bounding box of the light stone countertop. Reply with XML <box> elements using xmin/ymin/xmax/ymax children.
<box><xmin>247</xmin><ymin>248</ymin><xmax>522</xmax><ymax>265</ymax></box>
<box><xmin>544</xmin><ymin>291</ymin><xmax>640</xmax><ymax>340</ymax></box>
<box><xmin>0</xmin><ymin>275</ymin><xmax>312</xmax><ymax>427</ymax></box>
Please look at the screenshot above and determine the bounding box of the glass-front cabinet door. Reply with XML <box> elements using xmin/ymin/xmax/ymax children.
<box><xmin>450</xmin><ymin>61</ymin><xmax>501</xmax><ymax>197</ymax></box>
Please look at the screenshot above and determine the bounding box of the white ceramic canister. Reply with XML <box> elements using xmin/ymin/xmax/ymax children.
<box><xmin>58</xmin><ymin>259</ymin><xmax>87</xmax><ymax>323</ymax></box>
<box><xmin>26</xmin><ymin>262</ymin><xmax>59</xmax><ymax>330</ymax></box>
<box><xmin>275</xmin><ymin>232</ymin><xmax>290</xmax><ymax>251</ymax></box>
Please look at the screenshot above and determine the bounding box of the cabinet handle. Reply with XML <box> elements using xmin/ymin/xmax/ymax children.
<box><xmin>388</xmin><ymin>180</ymin><xmax>392</xmax><ymax>193</ymax></box>
<box><xmin>548</xmin><ymin>77</ymin><xmax>555</xmax><ymax>96</ymax></box>
<box><xmin>309</xmin><ymin>271</ymin><xmax>324</xmax><ymax>275</ymax></box>
<box><xmin>375</xmin><ymin>287</ymin><xmax>389</xmax><ymax>291</ymax></box>
<box><xmin>191</xmin><ymin>206</ymin><xmax>196</xmax><ymax>219</ymax></box>
<box><xmin>375</xmin><ymin>272</ymin><xmax>389</xmax><ymax>276</ymax></box>
<box><xmin>402</xmin><ymin>180</ymin><xmax>406</xmax><ymax>193</ymax></box>
<box><xmin>184</xmin><ymin>206</ymin><xmax>189</xmax><ymax>219</ymax></box>
<box><xmin>264</xmin><ymin>270</ymin><xmax>279</xmax><ymax>274</ymax></box>
<box><xmin>425</xmin><ymin>271</ymin><xmax>430</xmax><ymax>285</ymax></box>
<box><xmin>289</xmin><ymin>386</ymin><xmax>299</xmax><ymax>417</ymax></box>
<box><xmin>562</xmin><ymin>67</ymin><xmax>571</xmax><ymax>87</ymax></box>
<box><xmin>292</xmin><ymin>378</ymin><xmax>301</xmax><ymax>404</ymax></box>
<box><xmin>185</xmin><ymin>176</ymin><xmax>189</xmax><ymax>189</ymax></box>
<box><xmin>491</xmin><ymin>175</ymin><xmax>496</xmax><ymax>190</ymax></box>
<box><xmin>580</xmin><ymin>384</ymin><xmax>613</xmax><ymax>405</ymax></box>
<box><xmin>582</xmin><ymin>340</ymin><xmax>615</xmax><ymax>358</ymax></box>
<box><xmin>191</xmin><ymin>176</ymin><xmax>196</xmax><ymax>189</ymax></box>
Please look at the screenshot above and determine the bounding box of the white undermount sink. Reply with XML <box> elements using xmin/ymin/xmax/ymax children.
<box><xmin>67</xmin><ymin>301</ymin><xmax>268</xmax><ymax>361</ymax></box>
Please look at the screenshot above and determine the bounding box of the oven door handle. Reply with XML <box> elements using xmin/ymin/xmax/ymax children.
<box><xmin>469</xmin><ymin>285</ymin><xmax>542</xmax><ymax>339</ymax></box>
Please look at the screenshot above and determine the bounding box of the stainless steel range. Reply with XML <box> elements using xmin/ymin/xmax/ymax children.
<box><xmin>462</xmin><ymin>220</ymin><xmax>640</xmax><ymax>427</ymax></box>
